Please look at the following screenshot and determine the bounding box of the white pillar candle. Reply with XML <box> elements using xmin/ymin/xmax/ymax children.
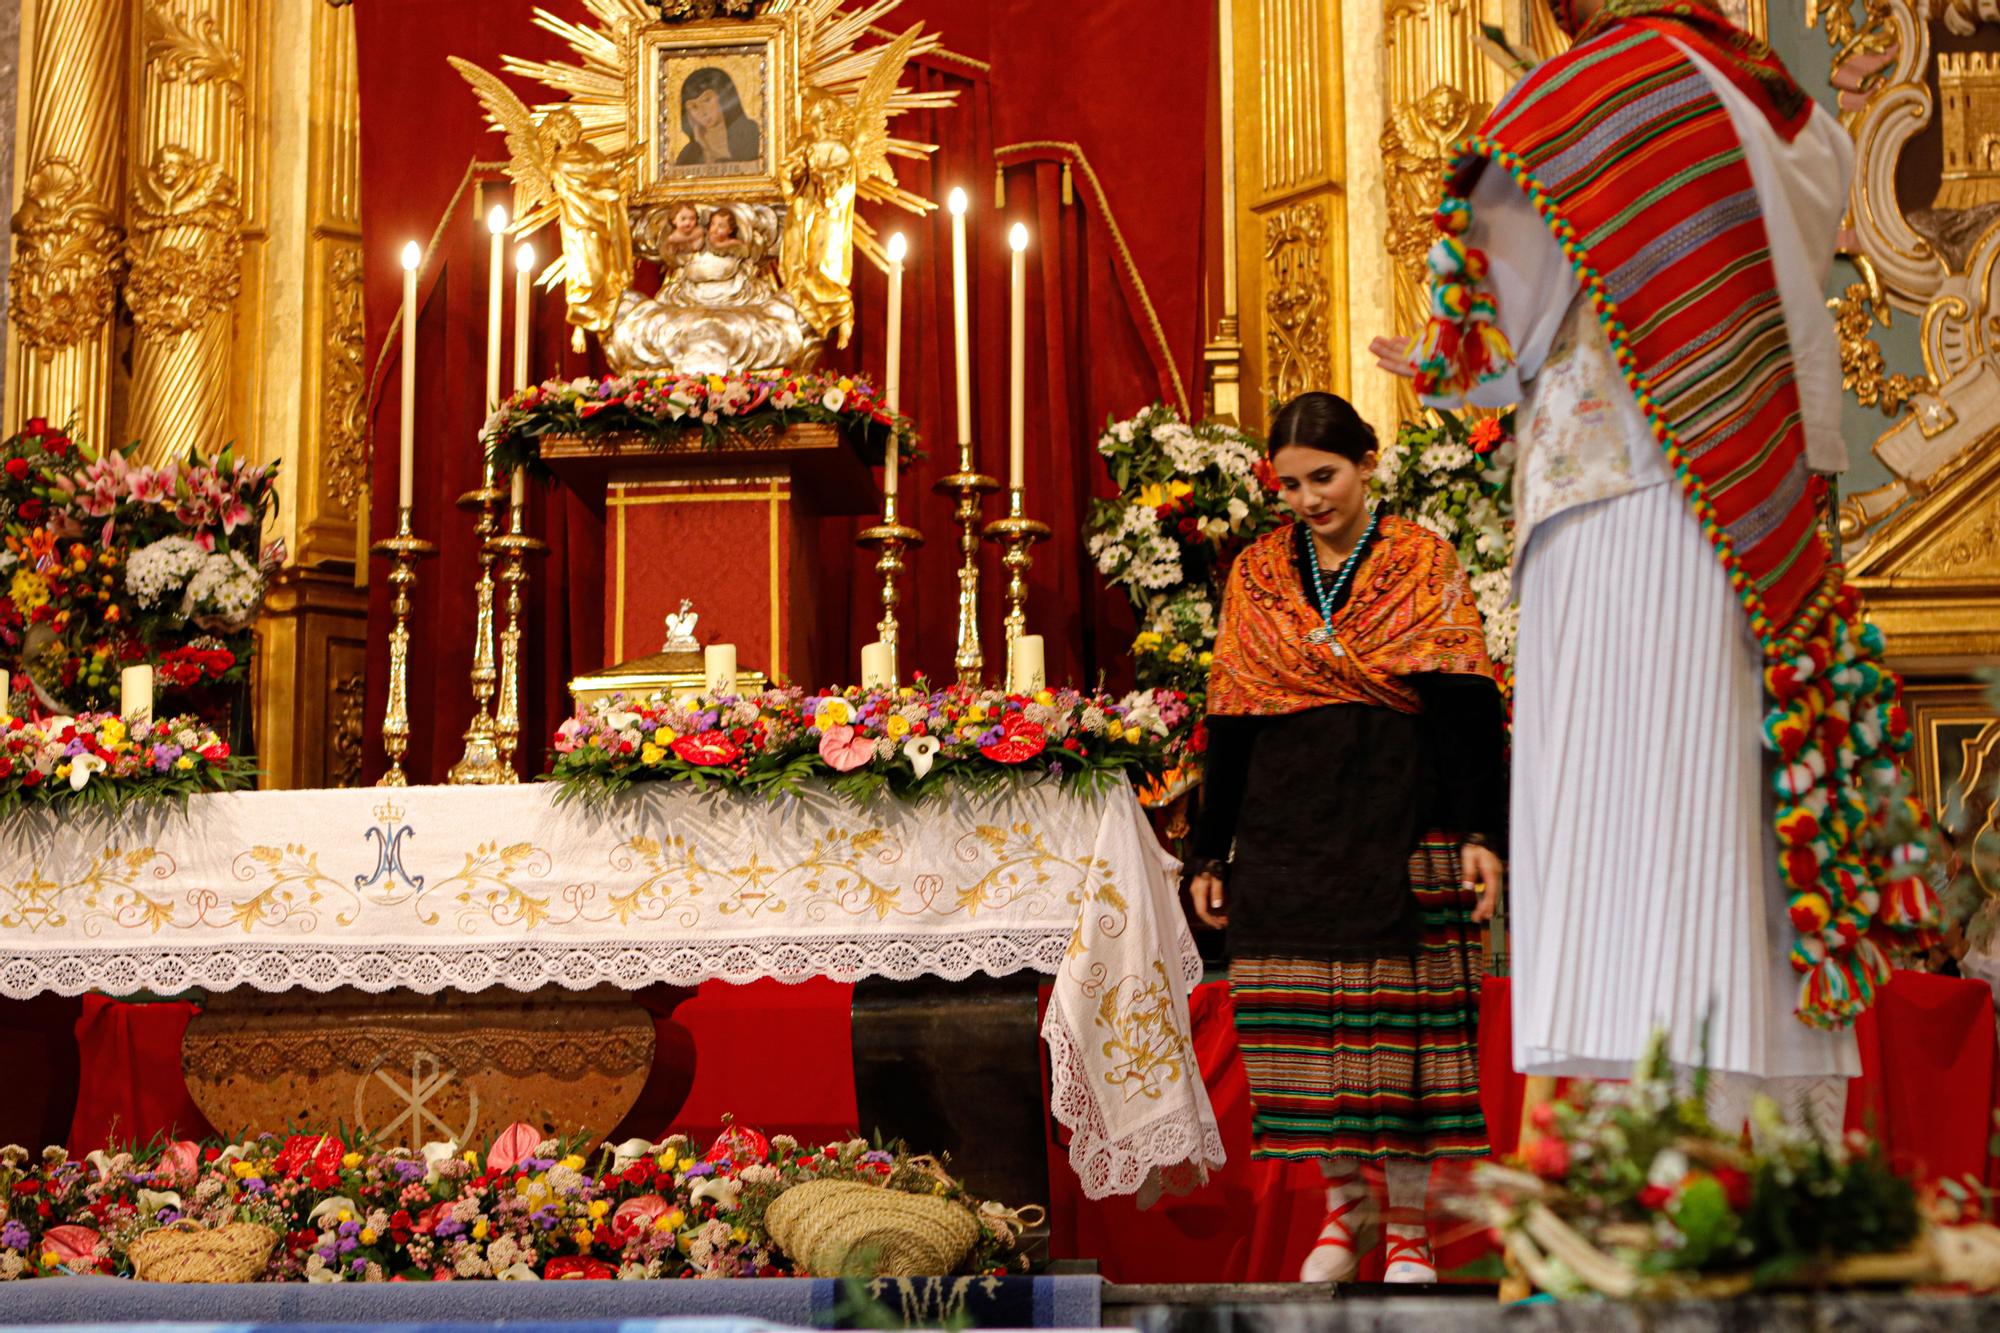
<box><xmin>120</xmin><ymin>665</ymin><xmax>154</xmax><ymax>727</ymax></box>
<box><xmin>704</xmin><ymin>644</ymin><xmax>737</xmax><ymax>699</ymax></box>
<box><xmin>485</xmin><ymin>205</ymin><xmax>507</xmax><ymax>412</ymax></box>
<box><xmin>512</xmin><ymin>242</ymin><xmax>535</xmax><ymax>510</ymax></box>
<box><xmin>860</xmin><ymin>641</ymin><xmax>891</xmax><ymax>690</ymax></box>
<box><xmin>1008</xmin><ymin>634</ymin><xmax>1044</xmax><ymax>695</ymax></box>
<box><xmin>1007</xmin><ymin>223</ymin><xmax>1029</xmax><ymax>491</ymax></box>
<box><xmin>883</xmin><ymin>231</ymin><xmax>906</xmax><ymax>497</ymax></box>
<box><xmin>398</xmin><ymin>241</ymin><xmax>421</xmax><ymax>510</ymax></box>
<box><xmin>948</xmin><ymin>188</ymin><xmax>972</xmax><ymax>447</ymax></box>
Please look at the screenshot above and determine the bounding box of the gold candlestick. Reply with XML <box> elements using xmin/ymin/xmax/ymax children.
<box><xmin>981</xmin><ymin>487</ymin><xmax>1050</xmax><ymax>693</ymax></box>
<box><xmin>932</xmin><ymin>445</ymin><xmax>999</xmax><ymax>686</ymax></box>
<box><xmin>857</xmin><ymin>492</ymin><xmax>923</xmax><ymax>689</ymax></box>
<box><xmin>487</xmin><ymin>501</ymin><xmax>548</xmax><ymax>780</ymax></box>
<box><xmin>448</xmin><ymin>481</ymin><xmax>508</xmax><ymax>783</ymax></box>
<box><xmin>370</xmin><ymin>506</ymin><xmax>438</xmax><ymax>787</ymax></box>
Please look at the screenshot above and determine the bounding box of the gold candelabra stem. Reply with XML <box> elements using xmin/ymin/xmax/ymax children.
<box><xmin>488</xmin><ymin>504</ymin><xmax>548</xmax><ymax>781</ymax></box>
<box><xmin>932</xmin><ymin>444</ymin><xmax>999</xmax><ymax>687</ymax></box>
<box><xmin>858</xmin><ymin>490</ymin><xmax>923</xmax><ymax>689</ymax></box>
<box><xmin>369</xmin><ymin>506</ymin><xmax>438</xmax><ymax>787</ymax></box>
<box><xmin>980</xmin><ymin>487</ymin><xmax>1051</xmax><ymax>692</ymax></box>
<box><xmin>448</xmin><ymin>482</ymin><xmax>508</xmax><ymax>784</ymax></box>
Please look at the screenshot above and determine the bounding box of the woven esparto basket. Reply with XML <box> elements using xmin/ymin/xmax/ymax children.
<box><xmin>764</xmin><ymin>1179</ymin><xmax>980</xmax><ymax>1277</ymax></box>
<box><xmin>126</xmin><ymin>1219</ymin><xmax>280</xmax><ymax>1283</ymax></box>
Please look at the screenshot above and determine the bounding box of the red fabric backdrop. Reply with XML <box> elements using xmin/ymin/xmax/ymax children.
<box><xmin>54</xmin><ymin>970</ymin><xmax>2000</xmax><ymax>1282</ymax></box>
<box><xmin>353</xmin><ymin>0</ymin><xmax>1211</xmax><ymax>782</ymax></box>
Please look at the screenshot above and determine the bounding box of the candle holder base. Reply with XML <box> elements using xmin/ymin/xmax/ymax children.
<box><xmin>369</xmin><ymin>526</ymin><xmax>439</xmax><ymax>788</ymax></box>
<box><xmin>449</xmin><ymin>483</ymin><xmax>508</xmax><ymax>785</ymax></box>
<box><xmin>934</xmin><ymin>467</ymin><xmax>999</xmax><ymax>687</ymax></box>
<box><xmin>858</xmin><ymin>521</ymin><xmax>924</xmax><ymax>688</ymax></box>
<box><xmin>981</xmin><ymin>510</ymin><xmax>1050</xmax><ymax>696</ymax></box>
<box><xmin>488</xmin><ymin>528</ymin><xmax>549</xmax><ymax>781</ymax></box>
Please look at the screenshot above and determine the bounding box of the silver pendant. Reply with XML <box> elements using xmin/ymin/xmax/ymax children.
<box><xmin>1307</xmin><ymin>626</ymin><xmax>1333</xmax><ymax>645</ymax></box>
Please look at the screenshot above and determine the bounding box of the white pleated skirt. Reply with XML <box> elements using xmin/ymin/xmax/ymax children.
<box><xmin>1510</xmin><ymin>482</ymin><xmax>1859</xmax><ymax>1079</ymax></box>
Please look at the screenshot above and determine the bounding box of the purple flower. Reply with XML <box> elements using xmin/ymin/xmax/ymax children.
<box><xmin>337</xmin><ymin>1236</ymin><xmax>358</xmax><ymax>1254</ymax></box>
<box><xmin>351</xmin><ymin>1256</ymin><xmax>367</xmax><ymax>1273</ymax></box>
<box><xmin>338</xmin><ymin>1220</ymin><xmax>360</xmax><ymax>1238</ymax></box>
<box><xmin>436</xmin><ymin>1217</ymin><xmax>465</xmax><ymax>1238</ymax></box>
<box><xmin>860</xmin><ymin>1151</ymin><xmax>894</xmax><ymax>1165</ymax></box>
<box><xmin>393</xmin><ymin>1160</ymin><xmax>427</xmax><ymax>1183</ymax></box>
<box><xmin>1</xmin><ymin>1220</ymin><xmax>30</xmax><ymax>1249</ymax></box>
<box><xmin>317</xmin><ymin>1245</ymin><xmax>336</xmax><ymax>1264</ymax></box>
<box><xmin>684</xmin><ymin>1162</ymin><xmax>716</xmax><ymax>1178</ymax></box>
<box><xmin>243</xmin><ymin>1176</ymin><xmax>269</xmax><ymax>1194</ymax></box>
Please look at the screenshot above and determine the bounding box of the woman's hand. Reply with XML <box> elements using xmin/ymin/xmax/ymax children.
<box><xmin>1190</xmin><ymin>871</ymin><xmax>1228</xmax><ymax>930</ymax></box>
<box><xmin>1462</xmin><ymin>843</ymin><xmax>1504</xmax><ymax>923</ymax></box>
<box><xmin>1370</xmin><ymin>335</ymin><xmax>1417</xmax><ymax>380</ymax></box>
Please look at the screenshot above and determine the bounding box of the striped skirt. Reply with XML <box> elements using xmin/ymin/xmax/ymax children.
<box><xmin>1229</xmin><ymin>837</ymin><xmax>1488</xmax><ymax>1161</ymax></box>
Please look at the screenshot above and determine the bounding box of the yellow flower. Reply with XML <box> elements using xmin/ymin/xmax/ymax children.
<box><xmin>678</xmin><ymin>1156</ymin><xmax>695</xmax><ymax>1172</ymax></box>
<box><xmin>656</xmin><ymin>1153</ymin><xmax>675</xmax><ymax>1171</ymax></box>
<box><xmin>54</xmin><ymin>762</ymin><xmax>70</xmax><ymax>781</ymax></box>
<box><xmin>706</xmin><ymin>375</ymin><xmax>726</xmax><ymax>394</ymax></box>
<box><xmin>1107</xmin><ymin>720</ymin><xmax>1126</xmax><ymax>741</ymax></box>
<box><xmin>1199</xmin><ymin>651</ymin><xmax>1213</xmax><ymax>667</ymax></box>
<box><xmin>1034</xmin><ymin>689</ymin><xmax>1055</xmax><ymax>706</ymax></box>
<box><xmin>338</xmin><ymin>1210</ymin><xmax>353</xmax><ymax>1223</ymax></box>
<box><xmin>836</xmin><ymin>377</ymin><xmax>854</xmax><ymax>393</ymax></box>
<box><xmin>342</xmin><ymin>1152</ymin><xmax>363</xmax><ymax>1170</ymax></box>
<box><xmin>731</xmin><ymin>1226</ymin><xmax>748</xmax><ymax>1243</ymax></box>
<box><xmin>573</xmin><ymin>1229</ymin><xmax>594</xmax><ymax>1250</ymax></box>
<box><xmin>230</xmin><ymin>1161</ymin><xmax>256</xmax><ymax>1179</ymax></box>
<box><xmin>464</xmin><ymin>1149</ymin><xmax>480</xmax><ymax>1166</ymax></box>
<box><xmin>559</xmin><ymin>1154</ymin><xmax>586</xmax><ymax>1171</ymax></box>
<box><xmin>641</xmin><ymin>743</ymin><xmax>665</xmax><ymax>764</ymax></box>
<box><xmin>175</xmin><ymin>755</ymin><xmax>195</xmax><ymax>771</ymax></box>
<box><xmin>39</xmin><ymin>1251</ymin><xmax>57</xmax><ymax>1269</ymax></box>
<box><xmin>652</xmin><ymin>726</ymin><xmax>677</xmax><ymax>745</ymax></box>
<box><xmin>1167</xmin><ymin>642</ymin><xmax>1190</xmax><ymax>663</ymax></box>
<box><xmin>359</xmin><ymin>1227</ymin><xmax>378</xmax><ymax>1245</ymax></box>
<box><xmin>884</xmin><ymin>714</ymin><xmax>910</xmax><ymax>739</ymax></box>
<box><xmin>7</xmin><ymin>570</ymin><xmax>47</xmax><ymax>612</ymax></box>
<box><xmin>814</xmin><ymin>698</ymin><xmax>852</xmax><ymax>729</ymax></box>
<box><xmin>1133</xmin><ymin>631</ymin><xmax>1162</xmax><ymax>652</ymax></box>
<box><xmin>660</xmin><ymin>1208</ymin><xmax>685</xmax><ymax>1231</ymax></box>
<box><xmin>473</xmin><ymin>1219</ymin><xmax>490</xmax><ymax>1240</ymax></box>
<box><xmin>588</xmin><ymin>1199</ymin><xmax>610</xmax><ymax>1219</ymax></box>
<box><xmin>99</xmin><ymin>718</ymin><xmax>126</xmax><ymax>746</ymax></box>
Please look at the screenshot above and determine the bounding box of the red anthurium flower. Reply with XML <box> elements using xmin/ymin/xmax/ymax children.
<box><xmin>979</xmin><ymin>714</ymin><xmax>1047</xmax><ymax>765</ymax></box>
<box><xmin>545</xmin><ymin>1256</ymin><xmax>618</xmax><ymax>1280</ymax></box>
<box><xmin>671</xmin><ymin>729</ymin><xmax>740</xmax><ymax>766</ymax></box>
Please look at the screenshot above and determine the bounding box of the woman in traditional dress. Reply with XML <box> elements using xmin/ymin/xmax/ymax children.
<box><xmin>1371</xmin><ymin>0</ymin><xmax>1861</xmax><ymax>1133</ymax></box>
<box><xmin>1191</xmin><ymin>392</ymin><xmax>1507</xmax><ymax>1283</ymax></box>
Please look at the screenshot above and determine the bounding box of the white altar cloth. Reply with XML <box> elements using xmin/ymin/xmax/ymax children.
<box><xmin>0</xmin><ymin>779</ymin><xmax>1223</xmax><ymax>1199</ymax></box>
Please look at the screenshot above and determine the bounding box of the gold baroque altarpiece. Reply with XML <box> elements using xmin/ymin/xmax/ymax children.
<box><xmin>4</xmin><ymin>0</ymin><xmax>369</xmax><ymax>789</ymax></box>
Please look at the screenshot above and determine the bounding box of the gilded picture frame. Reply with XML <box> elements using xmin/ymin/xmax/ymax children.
<box><xmin>627</xmin><ymin>15</ymin><xmax>798</xmax><ymax>205</ymax></box>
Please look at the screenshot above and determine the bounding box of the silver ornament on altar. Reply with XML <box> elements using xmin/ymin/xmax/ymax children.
<box><xmin>663</xmin><ymin>599</ymin><xmax>700</xmax><ymax>653</ymax></box>
<box><xmin>607</xmin><ymin>203</ymin><xmax>812</xmax><ymax>377</ymax></box>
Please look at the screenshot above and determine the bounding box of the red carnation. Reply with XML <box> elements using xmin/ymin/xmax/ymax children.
<box><xmin>17</xmin><ymin>499</ymin><xmax>43</xmax><ymax>524</ymax></box>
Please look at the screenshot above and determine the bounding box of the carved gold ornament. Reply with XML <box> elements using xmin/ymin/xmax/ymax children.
<box><xmin>126</xmin><ymin>146</ymin><xmax>246</xmax><ymax>340</ymax></box>
<box><xmin>322</xmin><ymin>247</ymin><xmax>369</xmax><ymax>514</ymax></box>
<box><xmin>1263</xmin><ymin>200</ymin><xmax>1331</xmax><ymax>402</ymax></box>
<box><xmin>451</xmin><ymin>0</ymin><xmax>954</xmax><ymax>375</ymax></box>
<box><xmin>8</xmin><ymin>159</ymin><xmax>126</xmax><ymax>353</ymax></box>
<box><xmin>1829</xmin><ymin>280</ymin><xmax>1930</xmax><ymax>416</ymax></box>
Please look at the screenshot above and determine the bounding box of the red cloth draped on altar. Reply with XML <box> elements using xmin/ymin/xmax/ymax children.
<box><xmin>54</xmin><ymin>970</ymin><xmax>2000</xmax><ymax>1281</ymax></box>
<box><xmin>352</xmin><ymin>0</ymin><xmax>1212</xmax><ymax>781</ymax></box>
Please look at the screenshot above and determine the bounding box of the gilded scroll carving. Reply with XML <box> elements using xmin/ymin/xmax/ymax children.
<box><xmin>8</xmin><ymin>160</ymin><xmax>126</xmax><ymax>352</ymax></box>
<box><xmin>126</xmin><ymin>146</ymin><xmax>244</xmax><ymax>340</ymax></box>
<box><xmin>1262</xmin><ymin>201</ymin><xmax>1331</xmax><ymax>403</ymax></box>
<box><xmin>1830</xmin><ymin>281</ymin><xmax>1931</xmax><ymax>415</ymax></box>
<box><xmin>322</xmin><ymin>246</ymin><xmax>368</xmax><ymax>515</ymax></box>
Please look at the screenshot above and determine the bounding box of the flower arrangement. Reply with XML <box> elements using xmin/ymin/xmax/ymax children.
<box><xmin>1085</xmin><ymin>404</ymin><xmax>1279</xmax><ymax>727</ymax></box>
<box><xmin>0</xmin><ymin>1120</ymin><xmax>1032</xmax><ymax>1283</ymax></box>
<box><xmin>1374</xmin><ymin>409</ymin><xmax>1517</xmax><ymax>666</ymax></box>
<box><xmin>485</xmin><ymin>370</ymin><xmax>917</xmax><ymax>476</ymax></box>
<box><xmin>1459</xmin><ymin>1033</ymin><xmax>1954</xmax><ymax>1298</ymax></box>
<box><xmin>0</xmin><ymin>712</ymin><xmax>251</xmax><ymax>817</ymax></box>
<box><xmin>549</xmin><ymin>679</ymin><xmax>1186</xmax><ymax>805</ymax></box>
<box><xmin>0</xmin><ymin>419</ymin><xmax>279</xmax><ymax>718</ymax></box>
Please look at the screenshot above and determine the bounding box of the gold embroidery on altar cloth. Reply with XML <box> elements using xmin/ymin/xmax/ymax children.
<box><xmin>1096</xmin><ymin>960</ymin><xmax>1191</xmax><ymax>1102</ymax></box>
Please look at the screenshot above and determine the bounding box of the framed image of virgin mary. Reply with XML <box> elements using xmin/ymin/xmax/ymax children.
<box><xmin>629</xmin><ymin>16</ymin><xmax>796</xmax><ymax>204</ymax></box>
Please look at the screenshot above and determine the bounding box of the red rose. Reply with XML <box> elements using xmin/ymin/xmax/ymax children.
<box><xmin>22</xmin><ymin>418</ymin><xmax>46</xmax><ymax>436</ymax></box>
<box><xmin>671</xmin><ymin>729</ymin><xmax>741</xmax><ymax>767</ymax></box>
<box><xmin>21</xmin><ymin>770</ymin><xmax>41</xmax><ymax>788</ymax></box>
<box><xmin>1711</xmin><ymin>1165</ymin><xmax>1753</xmax><ymax>1212</ymax></box>
<box><xmin>545</xmin><ymin>1256</ymin><xmax>617</xmax><ymax>1280</ymax></box>
<box><xmin>202</xmin><ymin>1146</ymin><xmax>221</xmax><ymax>1163</ymax></box>
<box><xmin>1636</xmin><ymin>1184</ymin><xmax>1673</xmax><ymax>1210</ymax></box>
<box><xmin>978</xmin><ymin>714</ymin><xmax>1047</xmax><ymax>765</ymax></box>
<box><xmin>17</xmin><ymin>499</ymin><xmax>43</xmax><ymax>524</ymax></box>
<box><xmin>42</xmin><ymin>436</ymin><xmax>69</xmax><ymax>458</ymax></box>
<box><xmin>1252</xmin><ymin>457</ymin><xmax>1280</xmax><ymax>494</ymax></box>
<box><xmin>13</xmin><ymin>1178</ymin><xmax>40</xmax><ymax>1195</ymax></box>
<box><xmin>4</xmin><ymin>458</ymin><xmax>29</xmax><ymax>481</ymax></box>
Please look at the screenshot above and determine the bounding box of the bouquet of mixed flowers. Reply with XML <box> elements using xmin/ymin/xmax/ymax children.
<box><xmin>1375</xmin><ymin>410</ymin><xmax>1517</xmax><ymax>666</ymax></box>
<box><xmin>0</xmin><ymin>418</ymin><xmax>279</xmax><ymax>719</ymax></box>
<box><xmin>1085</xmin><ymin>404</ymin><xmax>1279</xmax><ymax>729</ymax></box>
<box><xmin>1457</xmin><ymin>1032</ymin><xmax>1964</xmax><ymax>1298</ymax></box>
<box><xmin>484</xmin><ymin>370</ymin><xmax>918</xmax><ymax>476</ymax></box>
<box><xmin>548</xmin><ymin>679</ymin><xmax>1187</xmax><ymax>805</ymax></box>
<box><xmin>0</xmin><ymin>712</ymin><xmax>250</xmax><ymax>817</ymax></box>
<box><xmin>0</xmin><ymin>1119</ymin><xmax>1032</xmax><ymax>1283</ymax></box>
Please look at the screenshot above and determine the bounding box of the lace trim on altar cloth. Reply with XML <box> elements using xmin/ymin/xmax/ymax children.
<box><xmin>0</xmin><ymin>928</ymin><xmax>1075</xmax><ymax>1000</ymax></box>
<box><xmin>1041</xmin><ymin>925</ymin><xmax>1228</xmax><ymax>1204</ymax></box>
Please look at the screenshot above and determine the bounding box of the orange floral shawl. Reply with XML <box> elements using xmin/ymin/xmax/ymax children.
<box><xmin>1207</xmin><ymin>515</ymin><xmax>1495</xmax><ymax>717</ymax></box>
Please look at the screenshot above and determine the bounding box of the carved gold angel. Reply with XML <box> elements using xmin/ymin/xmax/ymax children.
<box><xmin>449</xmin><ymin>56</ymin><xmax>636</xmax><ymax>350</ymax></box>
<box><xmin>780</xmin><ymin>24</ymin><xmax>923</xmax><ymax>348</ymax></box>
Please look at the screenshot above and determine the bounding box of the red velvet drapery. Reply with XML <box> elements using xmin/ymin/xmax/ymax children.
<box><xmin>354</xmin><ymin>0</ymin><xmax>1212</xmax><ymax>781</ymax></box>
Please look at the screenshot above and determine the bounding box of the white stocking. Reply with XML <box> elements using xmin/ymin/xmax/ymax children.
<box><xmin>1316</xmin><ymin>1156</ymin><xmax>1365</xmax><ymax>1206</ymax></box>
<box><xmin>1383</xmin><ymin>1159</ymin><xmax>1430</xmax><ymax>1237</ymax></box>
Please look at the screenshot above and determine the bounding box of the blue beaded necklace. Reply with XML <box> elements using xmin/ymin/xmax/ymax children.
<box><xmin>1304</xmin><ymin>509</ymin><xmax>1379</xmax><ymax>654</ymax></box>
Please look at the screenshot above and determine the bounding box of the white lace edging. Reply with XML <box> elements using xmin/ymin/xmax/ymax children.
<box><xmin>0</xmin><ymin>928</ymin><xmax>1074</xmax><ymax>999</ymax></box>
<box><xmin>1041</xmin><ymin>988</ymin><xmax>1228</xmax><ymax>1204</ymax></box>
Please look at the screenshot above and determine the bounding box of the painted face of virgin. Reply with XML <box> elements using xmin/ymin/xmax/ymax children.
<box><xmin>687</xmin><ymin>88</ymin><xmax>725</xmax><ymax>131</ymax></box>
<box><xmin>1271</xmin><ymin>443</ymin><xmax>1375</xmax><ymax>544</ymax></box>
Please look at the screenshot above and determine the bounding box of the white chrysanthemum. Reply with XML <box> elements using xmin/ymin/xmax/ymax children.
<box><xmin>126</xmin><ymin>536</ymin><xmax>209</xmax><ymax>608</ymax></box>
<box><xmin>182</xmin><ymin>549</ymin><xmax>264</xmax><ymax>626</ymax></box>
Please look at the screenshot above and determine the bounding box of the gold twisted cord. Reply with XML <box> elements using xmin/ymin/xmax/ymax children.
<box><xmin>993</xmin><ymin>141</ymin><xmax>1192</xmax><ymax>419</ymax></box>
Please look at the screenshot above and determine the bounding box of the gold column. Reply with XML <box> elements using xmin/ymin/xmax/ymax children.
<box><xmin>5</xmin><ymin>0</ymin><xmax>131</xmax><ymax>447</ymax></box>
<box><xmin>1202</xmin><ymin>0</ymin><xmax>1244</xmax><ymax>424</ymax></box>
<box><xmin>124</xmin><ymin>0</ymin><xmax>249</xmax><ymax>465</ymax></box>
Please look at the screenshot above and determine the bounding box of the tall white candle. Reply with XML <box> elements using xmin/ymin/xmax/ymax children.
<box><xmin>1008</xmin><ymin>635</ymin><xmax>1044</xmax><ymax>694</ymax></box>
<box><xmin>512</xmin><ymin>242</ymin><xmax>534</xmax><ymax>509</ymax></box>
<box><xmin>1008</xmin><ymin>223</ymin><xmax>1029</xmax><ymax>491</ymax></box>
<box><xmin>704</xmin><ymin>644</ymin><xmax>737</xmax><ymax>699</ymax></box>
<box><xmin>860</xmin><ymin>641</ymin><xmax>890</xmax><ymax>690</ymax></box>
<box><xmin>399</xmin><ymin>241</ymin><xmax>421</xmax><ymax>510</ymax></box>
<box><xmin>120</xmin><ymin>665</ymin><xmax>154</xmax><ymax>727</ymax></box>
<box><xmin>485</xmin><ymin>205</ymin><xmax>507</xmax><ymax>413</ymax></box>
<box><xmin>948</xmin><ymin>188</ymin><xmax>971</xmax><ymax>446</ymax></box>
<box><xmin>883</xmin><ymin>231</ymin><xmax>906</xmax><ymax>497</ymax></box>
